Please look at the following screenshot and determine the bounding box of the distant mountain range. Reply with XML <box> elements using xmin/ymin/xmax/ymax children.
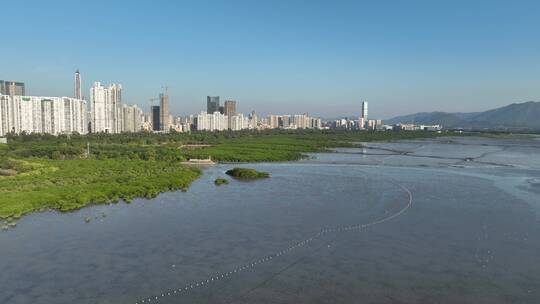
<box><xmin>386</xmin><ymin>101</ymin><xmax>540</xmax><ymax>130</ymax></box>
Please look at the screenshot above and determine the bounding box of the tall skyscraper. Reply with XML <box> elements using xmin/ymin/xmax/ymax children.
<box><xmin>151</xmin><ymin>105</ymin><xmax>161</xmax><ymax>131</ymax></box>
<box><xmin>249</xmin><ymin>111</ymin><xmax>258</xmax><ymax>129</ymax></box>
<box><xmin>90</xmin><ymin>82</ymin><xmax>123</xmax><ymax>133</ymax></box>
<box><xmin>362</xmin><ymin>101</ymin><xmax>368</xmax><ymax>119</ymax></box>
<box><xmin>0</xmin><ymin>80</ymin><xmax>25</xmax><ymax>96</ymax></box>
<box><xmin>109</xmin><ymin>84</ymin><xmax>123</xmax><ymax>133</ymax></box>
<box><xmin>123</xmin><ymin>104</ymin><xmax>143</xmax><ymax>132</ymax></box>
<box><xmin>74</xmin><ymin>70</ymin><xmax>82</xmax><ymax>100</ymax></box>
<box><xmin>223</xmin><ymin>100</ymin><xmax>236</xmax><ymax>116</ymax></box>
<box><xmin>90</xmin><ymin>82</ymin><xmax>108</xmax><ymax>133</ymax></box>
<box><xmin>224</xmin><ymin>100</ymin><xmax>236</xmax><ymax>129</ymax></box>
<box><xmin>207</xmin><ymin>96</ymin><xmax>220</xmax><ymax>114</ymax></box>
<box><xmin>159</xmin><ymin>93</ymin><xmax>169</xmax><ymax>131</ymax></box>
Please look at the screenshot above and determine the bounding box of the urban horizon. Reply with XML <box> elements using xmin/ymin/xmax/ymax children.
<box><xmin>5</xmin><ymin>70</ymin><xmax>425</xmax><ymax>137</ymax></box>
<box><xmin>2</xmin><ymin>71</ymin><xmax>377</xmax><ymax>119</ymax></box>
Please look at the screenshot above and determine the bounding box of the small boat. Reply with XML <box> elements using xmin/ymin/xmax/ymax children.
<box><xmin>181</xmin><ymin>157</ymin><xmax>216</xmax><ymax>165</ymax></box>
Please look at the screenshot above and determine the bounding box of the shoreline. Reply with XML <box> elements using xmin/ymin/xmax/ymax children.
<box><xmin>0</xmin><ymin>131</ymin><xmax>451</xmax><ymax>224</ymax></box>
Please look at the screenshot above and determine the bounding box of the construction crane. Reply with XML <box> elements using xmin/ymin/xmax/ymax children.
<box><xmin>148</xmin><ymin>97</ymin><xmax>159</xmax><ymax>113</ymax></box>
<box><xmin>149</xmin><ymin>97</ymin><xmax>158</xmax><ymax>106</ymax></box>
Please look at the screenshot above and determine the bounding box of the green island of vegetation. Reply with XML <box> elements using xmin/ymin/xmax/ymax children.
<box><xmin>214</xmin><ymin>178</ymin><xmax>229</xmax><ymax>185</ymax></box>
<box><xmin>0</xmin><ymin>129</ymin><xmax>453</xmax><ymax>221</ymax></box>
<box><xmin>226</xmin><ymin>167</ymin><xmax>270</xmax><ymax>179</ymax></box>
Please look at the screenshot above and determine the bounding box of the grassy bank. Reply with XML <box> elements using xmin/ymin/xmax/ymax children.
<box><xmin>0</xmin><ymin>158</ymin><xmax>201</xmax><ymax>219</ymax></box>
<box><xmin>181</xmin><ymin>130</ymin><xmax>446</xmax><ymax>162</ymax></box>
<box><xmin>0</xmin><ymin>130</ymin><xmax>450</xmax><ymax>220</ymax></box>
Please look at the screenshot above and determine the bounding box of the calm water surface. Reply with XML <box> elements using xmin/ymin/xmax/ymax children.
<box><xmin>1</xmin><ymin>136</ymin><xmax>540</xmax><ymax>304</ymax></box>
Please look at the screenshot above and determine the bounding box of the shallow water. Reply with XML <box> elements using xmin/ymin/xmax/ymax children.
<box><xmin>1</xmin><ymin>136</ymin><xmax>539</xmax><ymax>304</ymax></box>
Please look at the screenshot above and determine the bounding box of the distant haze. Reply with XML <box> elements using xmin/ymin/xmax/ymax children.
<box><xmin>1</xmin><ymin>1</ymin><xmax>539</xmax><ymax>118</ymax></box>
<box><xmin>386</xmin><ymin>101</ymin><xmax>540</xmax><ymax>129</ymax></box>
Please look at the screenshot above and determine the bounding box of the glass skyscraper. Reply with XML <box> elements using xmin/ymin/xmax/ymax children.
<box><xmin>207</xmin><ymin>96</ymin><xmax>220</xmax><ymax>114</ymax></box>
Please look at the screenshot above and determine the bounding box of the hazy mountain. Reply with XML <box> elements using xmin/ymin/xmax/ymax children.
<box><xmin>386</xmin><ymin>101</ymin><xmax>540</xmax><ymax>129</ymax></box>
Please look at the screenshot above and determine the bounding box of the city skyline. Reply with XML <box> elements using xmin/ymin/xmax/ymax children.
<box><xmin>1</xmin><ymin>1</ymin><xmax>538</xmax><ymax>119</ymax></box>
<box><xmin>1</xmin><ymin>73</ymin><xmax>381</xmax><ymax>121</ymax></box>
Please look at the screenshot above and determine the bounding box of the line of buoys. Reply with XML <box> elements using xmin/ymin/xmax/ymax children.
<box><xmin>135</xmin><ymin>178</ymin><xmax>412</xmax><ymax>304</ymax></box>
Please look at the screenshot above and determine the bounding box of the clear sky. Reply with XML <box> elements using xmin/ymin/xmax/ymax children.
<box><xmin>1</xmin><ymin>0</ymin><xmax>539</xmax><ymax>119</ymax></box>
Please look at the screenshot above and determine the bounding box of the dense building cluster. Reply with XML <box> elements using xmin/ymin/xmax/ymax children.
<box><xmin>195</xmin><ymin>96</ymin><xmax>322</xmax><ymax>131</ymax></box>
<box><xmin>1</xmin><ymin>72</ymin><xmax>409</xmax><ymax>137</ymax></box>
<box><xmin>267</xmin><ymin>114</ymin><xmax>322</xmax><ymax>129</ymax></box>
<box><xmin>0</xmin><ymin>73</ymin><xmax>152</xmax><ymax>136</ymax></box>
<box><xmin>90</xmin><ymin>82</ymin><xmax>145</xmax><ymax>134</ymax></box>
<box><xmin>0</xmin><ymin>95</ymin><xmax>87</xmax><ymax>136</ymax></box>
<box><xmin>196</xmin><ymin>111</ymin><xmax>251</xmax><ymax>131</ymax></box>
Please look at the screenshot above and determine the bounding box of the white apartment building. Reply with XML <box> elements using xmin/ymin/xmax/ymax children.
<box><xmin>249</xmin><ymin>111</ymin><xmax>258</xmax><ymax>129</ymax></box>
<box><xmin>90</xmin><ymin>82</ymin><xmax>123</xmax><ymax>133</ymax></box>
<box><xmin>90</xmin><ymin>82</ymin><xmax>108</xmax><ymax>133</ymax></box>
<box><xmin>265</xmin><ymin>113</ymin><xmax>322</xmax><ymax>130</ymax></box>
<box><xmin>122</xmin><ymin>104</ymin><xmax>143</xmax><ymax>132</ymax></box>
<box><xmin>367</xmin><ymin>119</ymin><xmax>383</xmax><ymax>130</ymax></box>
<box><xmin>358</xmin><ymin>117</ymin><xmax>366</xmax><ymax>129</ymax></box>
<box><xmin>109</xmin><ymin>83</ymin><xmax>123</xmax><ymax>133</ymax></box>
<box><xmin>196</xmin><ymin>111</ymin><xmax>228</xmax><ymax>131</ymax></box>
<box><xmin>63</xmin><ymin>97</ymin><xmax>87</xmax><ymax>134</ymax></box>
<box><xmin>230</xmin><ymin>113</ymin><xmax>250</xmax><ymax>131</ymax></box>
<box><xmin>0</xmin><ymin>94</ymin><xmax>87</xmax><ymax>136</ymax></box>
<box><xmin>196</xmin><ymin>111</ymin><xmax>252</xmax><ymax>131</ymax></box>
<box><xmin>269</xmin><ymin>115</ymin><xmax>279</xmax><ymax>129</ymax></box>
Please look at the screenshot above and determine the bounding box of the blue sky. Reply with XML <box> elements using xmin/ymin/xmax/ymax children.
<box><xmin>1</xmin><ymin>0</ymin><xmax>539</xmax><ymax>118</ymax></box>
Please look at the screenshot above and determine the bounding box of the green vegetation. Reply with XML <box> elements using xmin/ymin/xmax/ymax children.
<box><xmin>0</xmin><ymin>129</ymin><xmax>452</xmax><ymax>220</ymax></box>
<box><xmin>226</xmin><ymin>167</ymin><xmax>270</xmax><ymax>179</ymax></box>
<box><xmin>214</xmin><ymin>178</ymin><xmax>229</xmax><ymax>185</ymax></box>
<box><xmin>0</xmin><ymin>158</ymin><xmax>200</xmax><ymax>219</ymax></box>
<box><xmin>180</xmin><ymin>129</ymin><xmax>449</xmax><ymax>162</ymax></box>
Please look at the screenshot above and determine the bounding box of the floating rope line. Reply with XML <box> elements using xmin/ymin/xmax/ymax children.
<box><xmin>135</xmin><ymin>178</ymin><xmax>412</xmax><ymax>304</ymax></box>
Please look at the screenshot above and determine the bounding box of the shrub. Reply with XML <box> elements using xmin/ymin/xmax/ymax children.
<box><xmin>225</xmin><ymin>168</ymin><xmax>270</xmax><ymax>179</ymax></box>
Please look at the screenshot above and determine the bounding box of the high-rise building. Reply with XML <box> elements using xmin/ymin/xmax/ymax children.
<box><xmin>0</xmin><ymin>80</ymin><xmax>25</xmax><ymax>96</ymax></box>
<box><xmin>74</xmin><ymin>70</ymin><xmax>82</xmax><ymax>100</ymax></box>
<box><xmin>123</xmin><ymin>104</ymin><xmax>143</xmax><ymax>132</ymax></box>
<box><xmin>367</xmin><ymin>119</ymin><xmax>380</xmax><ymax>130</ymax></box>
<box><xmin>196</xmin><ymin>111</ymin><xmax>228</xmax><ymax>131</ymax></box>
<box><xmin>90</xmin><ymin>82</ymin><xmax>123</xmax><ymax>133</ymax></box>
<box><xmin>151</xmin><ymin>105</ymin><xmax>161</xmax><ymax>131</ymax></box>
<box><xmin>224</xmin><ymin>100</ymin><xmax>236</xmax><ymax>129</ymax></box>
<box><xmin>0</xmin><ymin>82</ymin><xmax>6</xmax><ymax>96</ymax></box>
<box><xmin>90</xmin><ymin>82</ymin><xmax>108</xmax><ymax>133</ymax></box>
<box><xmin>362</xmin><ymin>101</ymin><xmax>368</xmax><ymax>119</ymax></box>
<box><xmin>109</xmin><ymin>83</ymin><xmax>123</xmax><ymax>133</ymax></box>
<box><xmin>230</xmin><ymin>113</ymin><xmax>248</xmax><ymax>131</ymax></box>
<box><xmin>358</xmin><ymin>117</ymin><xmax>365</xmax><ymax>130</ymax></box>
<box><xmin>269</xmin><ymin>115</ymin><xmax>279</xmax><ymax>129</ymax></box>
<box><xmin>223</xmin><ymin>100</ymin><xmax>236</xmax><ymax>116</ymax></box>
<box><xmin>292</xmin><ymin>114</ymin><xmax>309</xmax><ymax>129</ymax></box>
<box><xmin>0</xmin><ymin>94</ymin><xmax>86</xmax><ymax>136</ymax></box>
<box><xmin>62</xmin><ymin>97</ymin><xmax>87</xmax><ymax>134</ymax></box>
<box><xmin>159</xmin><ymin>93</ymin><xmax>169</xmax><ymax>131</ymax></box>
<box><xmin>207</xmin><ymin>96</ymin><xmax>220</xmax><ymax>114</ymax></box>
<box><xmin>249</xmin><ymin>111</ymin><xmax>258</xmax><ymax>129</ymax></box>
<box><xmin>358</xmin><ymin>101</ymin><xmax>368</xmax><ymax>129</ymax></box>
<box><xmin>266</xmin><ymin>113</ymin><xmax>321</xmax><ymax>130</ymax></box>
